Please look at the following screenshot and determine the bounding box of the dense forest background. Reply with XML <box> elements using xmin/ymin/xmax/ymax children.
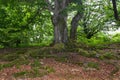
<box><xmin>0</xmin><ymin>0</ymin><xmax>120</xmax><ymax>48</ymax></box>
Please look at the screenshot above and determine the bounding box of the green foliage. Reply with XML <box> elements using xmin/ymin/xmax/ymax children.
<box><xmin>0</xmin><ymin>0</ymin><xmax>52</xmax><ymax>48</ymax></box>
<box><xmin>111</xmin><ymin>33</ymin><xmax>120</xmax><ymax>42</ymax></box>
<box><xmin>0</xmin><ymin>0</ymin><xmax>120</xmax><ymax>48</ymax></box>
<box><xmin>77</xmin><ymin>32</ymin><xmax>112</xmax><ymax>47</ymax></box>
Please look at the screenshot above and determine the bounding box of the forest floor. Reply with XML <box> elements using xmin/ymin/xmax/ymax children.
<box><xmin>0</xmin><ymin>43</ymin><xmax>120</xmax><ymax>80</ymax></box>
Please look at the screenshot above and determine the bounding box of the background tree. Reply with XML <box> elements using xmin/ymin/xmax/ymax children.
<box><xmin>111</xmin><ymin>0</ymin><xmax>119</xmax><ymax>20</ymax></box>
<box><xmin>80</xmin><ymin>0</ymin><xmax>106</xmax><ymax>39</ymax></box>
<box><xmin>0</xmin><ymin>0</ymin><xmax>47</xmax><ymax>47</ymax></box>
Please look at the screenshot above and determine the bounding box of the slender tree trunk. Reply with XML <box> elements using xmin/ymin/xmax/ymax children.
<box><xmin>70</xmin><ymin>12</ymin><xmax>83</xmax><ymax>40</ymax></box>
<box><xmin>112</xmin><ymin>0</ymin><xmax>119</xmax><ymax>20</ymax></box>
<box><xmin>70</xmin><ymin>0</ymin><xmax>83</xmax><ymax>41</ymax></box>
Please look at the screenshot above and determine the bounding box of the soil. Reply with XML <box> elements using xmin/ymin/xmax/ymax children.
<box><xmin>0</xmin><ymin>44</ymin><xmax>120</xmax><ymax>80</ymax></box>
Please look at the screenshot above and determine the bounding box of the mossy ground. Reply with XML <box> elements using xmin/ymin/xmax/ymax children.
<box><xmin>0</xmin><ymin>43</ymin><xmax>120</xmax><ymax>79</ymax></box>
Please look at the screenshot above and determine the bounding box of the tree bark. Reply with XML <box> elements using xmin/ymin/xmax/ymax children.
<box><xmin>111</xmin><ymin>0</ymin><xmax>119</xmax><ymax>20</ymax></box>
<box><xmin>70</xmin><ymin>12</ymin><xmax>83</xmax><ymax>40</ymax></box>
<box><xmin>52</xmin><ymin>14</ymin><xmax>68</xmax><ymax>43</ymax></box>
<box><xmin>70</xmin><ymin>0</ymin><xmax>83</xmax><ymax>41</ymax></box>
<box><xmin>51</xmin><ymin>0</ymin><xmax>68</xmax><ymax>44</ymax></box>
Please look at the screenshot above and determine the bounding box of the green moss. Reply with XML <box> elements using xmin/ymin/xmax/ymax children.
<box><xmin>1</xmin><ymin>53</ymin><xmax>19</xmax><ymax>61</ymax></box>
<box><xmin>13</xmin><ymin>71</ymin><xmax>28</xmax><ymax>77</ymax></box>
<box><xmin>55</xmin><ymin>56</ymin><xmax>68</xmax><ymax>62</ymax></box>
<box><xmin>28</xmin><ymin>49</ymin><xmax>41</xmax><ymax>58</ymax></box>
<box><xmin>66</xmin><ymin>41</ymin><xmax>79</xmax><ymax>48</ymax></box>
<box><xmin>0</xmin><ymin>58</ymin><xmax>30</xmax><ymax>70</ymax></box>
<box><xmin>53</xmin><ymin>43</ymin><xmax>65</xmax><ymax>51</ymax></box>
<box><xmin>102</xmin><ymin>52</ymin><xmax>116</xmax><ymax>59</ymax></box>
<box><xmin>84</xmin><ymin>62</ymin><xmax>99</xmax><ymax>70</ymax></box>
<box><xmin>88</xmin><ymin>51</ymin><xmax>97</xmax><ymax>58</ymax></box>
<box><xmin>13</xmin><ymin>58</ymin><xmax>54</xmax><ymax>78</ymax></box>
<box><xmin>13</xmin><ymin>70</ymin><xmax>47</xmax><ymax>78</ymax></box>
<box><xmin>0</xmin><ymin>49</ymin><xmax>27</xmax><ymax>61</ymax></box>
<box><xmin>77</xmin><ymin>48</ymin><xmax>90</xmax><ymax>57</ymax></box>
<box><xmin>30</xmin><ymin>59</ymin><xmax>42</xmax><ymax>68</ymax></box>
<box><xmin>43</xmin><ymin>66</ymin><xmax>55</xmax><ymax>73</ymax></box>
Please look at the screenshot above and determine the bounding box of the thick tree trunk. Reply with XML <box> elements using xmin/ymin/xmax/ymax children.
<box><xmin>45</xmin><ymin>0</ymin><xmax>72</xmax><ymax>44</ymax></box>
<box><xmin>50</xmin><ymin>0</ymin><xmax>68</xmax><ymax>44</ymax></box>
<box><xmin>52</xmin><ymin>14</ymin><xmax>68</xmax><ymax>43</ymax></box>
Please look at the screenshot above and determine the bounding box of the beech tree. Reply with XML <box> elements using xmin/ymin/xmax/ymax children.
<box><xmin>45</xmin><ymin>0</ymin><xmax>83</xmax><ymax>44</ymax></box>
<box><xmin>45</xmin><ymin>0</ymin><xmax>68</xmax><ymax>44</ymax></box>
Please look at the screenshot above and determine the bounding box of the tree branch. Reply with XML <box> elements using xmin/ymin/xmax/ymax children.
<box><xmin>45</xmin><ymin>0</ymin><xmax>54</xmax><ymax>12</ymax></box>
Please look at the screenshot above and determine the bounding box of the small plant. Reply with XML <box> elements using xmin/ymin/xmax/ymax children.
<box><xmin>102</xmin><ymin>52</ymin><xmax>116</xmax><ymax>59</ymax></box>
<box><xmin>13</xmin><ymin>71</ymin><xmax>28</xmax><ymax>77</ymax></box>
<box><xmin>77</xmin><ymin>48</ymin><xmax>90</xmax><ymax>57</ymax></box>
<box><xmin>84</xmin><ymin>62</ymin><xmax>99</xmax><ymax>70</ymax></box>
<box><xmin>88</xmin><ymin>51</ymin><xmax>97</xmax><ymax>58</ymax></box>
<box><xmin>44</xmin><ymin>66</ymin><xmax>55</xmax><ymax>73</ymax></box>
<box><xmin>55</xmin><ymin>56</ymin><xmax>68</xmax><ymax>62</ymax></box>
<box><xmin>31</xmin><ymin>59</ymin><xmax>42</xmax><ymax>68</ymax></box>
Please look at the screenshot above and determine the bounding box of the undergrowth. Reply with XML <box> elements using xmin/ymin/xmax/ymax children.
<box><xmin>0</xmin><ymin>42</ymin><xmax>119</xmax><ymax>77</ymax></box>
